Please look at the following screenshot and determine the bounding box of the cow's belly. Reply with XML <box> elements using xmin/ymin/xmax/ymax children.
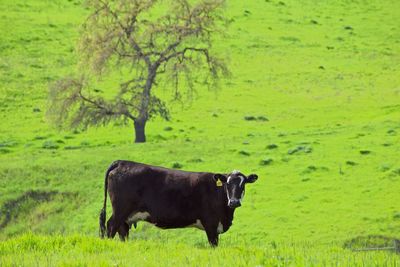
<box><xmin>126</xmin><ymin>211</ymin><xmax>151</xmax><ymax>225</ymax></box>
<box><xmin>126</xmin><ymin>211</ymin><xmax>198</xmax><ymax>229</ymax></box>
<box><xmin>126</xmin><ymin>212</ymin><xmax>226</xmax><ymax>234</ymax></box>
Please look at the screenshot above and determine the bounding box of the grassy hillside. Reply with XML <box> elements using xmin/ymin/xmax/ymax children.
<box><xmin>1</xmin><ymin>0</ymin><xmax>399</xmax><ymax>265</ymax></box>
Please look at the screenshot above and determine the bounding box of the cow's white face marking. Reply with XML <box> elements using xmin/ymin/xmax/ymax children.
<box><xmin>239</xmin><ymin>175</ymin><xmax>245</xmax><ymax>187</ymax></box>
<box><xmin>126</xmin><ymin>212</ymin><xmax>150</xmax><ymax>224</ymax></box>
<box><xmin>217</xmin><ymin>222</ymin><xmax>224</xmax><ymax>233</ymax></box>
<box><xmin>226</xmin><ymin>170</ymin><xmax>247</xmax><ymax>208</ymax></box>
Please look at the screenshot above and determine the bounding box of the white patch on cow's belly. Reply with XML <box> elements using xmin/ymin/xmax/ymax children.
<box><xmin>217</xmin><ymin>222</ymin><xmax>224</xmax><ymax>233</ymax></box>
<box><xmin>126</xmin><ymin>212</ymin><xmax>150</xmax><ymax>224</ymax></box>
<box><xmin>189</xmin><ymin>219</ymin><xmax>205</xmax><ymax>230</ymax></box>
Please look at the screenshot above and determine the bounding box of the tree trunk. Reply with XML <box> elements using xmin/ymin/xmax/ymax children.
<box><xmin>134</xmin><ymin>119</ymin><xmax>146</xmax><ymax>143</ymax></box>
<box><xmin>134</xmin><ymin>64</ymin><xmax>159</xmax><ymax>143</ymax></box>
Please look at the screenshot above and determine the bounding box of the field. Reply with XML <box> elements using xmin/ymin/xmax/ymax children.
<box><xmin>1</xmin><ymin>0</ymin><xmax>400</xmax><ymax>266</ymax></box>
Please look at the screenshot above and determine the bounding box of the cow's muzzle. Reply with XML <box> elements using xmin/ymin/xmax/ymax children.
<box><xmin>228</xmin><ymin>199</ymin><xmax>241</xmax><ymax>209</ymax></box>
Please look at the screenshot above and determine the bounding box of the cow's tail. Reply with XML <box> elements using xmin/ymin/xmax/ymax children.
<box><xmin>99</xmin><ymin>161</ymin><xmax>119</xmax><ymax>238</ymax></box>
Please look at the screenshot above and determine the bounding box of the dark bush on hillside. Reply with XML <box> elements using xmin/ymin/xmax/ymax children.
<box><xmin>346</xmin><ymin>161</ymin><xmax>357</xmax><ymax>166</ymax></box>
<box><xmin>188</xmin><ymin>158</ymin><xmax>203</xmax><ymax>163</ymax></box>
<box><xmin>238</xmin><ymin>150</ymin><xmax>251</xmax><ymax>156</ymax></box>
<box><xmin>391</xmin><ymin>168</ymin><xmax>400</xmax><ymax>176</ymax></box>
<box><xmin>359</xmin><ymin>150</ymin><xmax>371</xmax><ymax>155</ymax></box>
<box><xmin>0</xmin><ymin>148</ymin><xmax>11</xmax><ymax>154</ymax></box>
<box><xmin>257</xmin><ymin>116</ymin><xmax>268</xmax><ymax>121</ymax></box>
<box><xmin>80</xmin><ymin>141</ymin><xmax>90</xmax><ymax>147</ymax></box>
<box><xmin>42</xmin><ymin>140</ymin><xmax>59</xmax><ymax>150</ymax></box>
<box><xmin>172</xmin><ymin>162</ymin><xmax>183</xmax><ymax>169</ymax></box>
<box><xmin>260</xmin><ymin>158</ymin><xmax>273</xmax><ymax>166</ymax></box>
<box><xmin>244</xmin><ymin>116</ymin><xmax>257</xmax><ymax>121</ymax></box>
<box><xmin>266</xmin><ymin>144</ymin><xmax>278</xmax><ymax>150</ymax></box>
<box><xmin>343</xmin><ymin>235</ymin><xmax>397</xmax><ymax>250</ymax></box>
<box><xmin>64</xmin><ymin>146</ymin><xmax>81</xmax><ymax>150</ymax></box>
<box><xmin>244</xmin><ymin>115</ymin><xmax>268</xmax><ymax>122</ymax></box>
<box><xmin>288</xmin><ymin>145</ymin><xmax>312</xmax><ymax>155</ymax></box>
<box><xmin>0</xmin><ymin>141</ymin><xmax>18</xmax><ymax>148</ymax></box>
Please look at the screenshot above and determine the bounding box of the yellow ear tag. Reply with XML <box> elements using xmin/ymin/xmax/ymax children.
<box><xmin>216</xmin><ymin>180</ymin><xmax>223</xmax><ymax>187</ymax></box>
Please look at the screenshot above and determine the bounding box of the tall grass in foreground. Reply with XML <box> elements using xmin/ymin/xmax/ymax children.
<box><xmin>0</xmin><ymin>233</ymin><xmax>398</xmax><ymax>266</ymax></box>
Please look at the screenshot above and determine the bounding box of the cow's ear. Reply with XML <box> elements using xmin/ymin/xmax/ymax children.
<box><xmin>214</xmin><ymin>174</ymin><xmax>227</xmax><ymax>183</ymax></box>
<box><xmin>246</xmin><ymin>174</ymin><xmax>258</xmax><ymax>183</ymax></box>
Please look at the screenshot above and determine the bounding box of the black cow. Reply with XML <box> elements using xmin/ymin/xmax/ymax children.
<box><xmin>99</xmin><ymin>160</ymin><xmax>258</xmax><ymax>246</ymax></box>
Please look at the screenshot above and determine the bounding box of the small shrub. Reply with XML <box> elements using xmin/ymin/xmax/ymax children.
<box><xmin>346</xmin><ymin>161</ymin><xmax>357</xmax><ymax>166</ymax></box>
<box><xmin>288</xmin><ymin>146</ymin><xmax>312</xmax><ymax>155</ymax></box>
<box><xmin>42</xmin><ymin>141</ymin><xmax>59</xmax><ymax>150</ymax></box>
<box><xmin>238</xmin><ymin>150</ymin><xmax>250</xmax><ymax>156</ymax></box>
<box><xmin>0</xmin><ymin>141</ymin><xmax>18</xmax><ymax>148</ymax></box>
<box><xmin>172</xmin><ymin>162</ymin><xmax>183</xmax><ymax>169</ymax></box>
<box><xmin>260</xmin><ymin>158</ymin><xmax>273</xmax><ymax>166</ymax></box>
<box><xmin>266</xmin><ymin>144</ymin><xmax>278</xmax><ymax>150</ymax></box>
<box><xmin>343</xmin><ymin>235</ymin><xmax>395</xmax><ymax>250</ymax></box>
<box><xmin>188</xmin><ymin>158</ymin><xmax>203</xmax><ymax>163</ymax></box>
<box><xmin>64</xmin><ymin>146</ymin><xmax>81</xmax><ymax>150</ymax></box>
<box><xmin>80</xmin><ymin>141</ymin><xmax>90</xmax><ymax>146</ymax></box>
<box><xmin>391</xmin><ymin>168</ymin><xmax>400</xmax><ymax>176</ymax></box>
<box><xmin>0</xmin><ymin>148</ymin><xmax>11</xmax><ymax>154</ymax></box>
<box><xmin>359</xmin><ymin>150</ymin><xmax>371</xmax><ymax>155</ymax></box>
<box><xmin>387</xmin><ymin>129</ymin><xmax>396</xmax><ymax>135</ymax></box>
<box><xmin>244</xmin><ymin>116</ymin><xmax>257</xmax><ymax>121</ymax></box>
<box><xmin>302</xmin><ymin>166</ymin><xmax>318</xmax><ymax>174</ymax></box>
<box><xmin>281</xmin><ymin>157</ymin><xmax>290</xmax><ymax>162</ymax></box>
<box><xmin>257</xmin><ymin>116</ymin><xmax>268</xmax><ymax>121</ymax></box>
<box><xmin>379</xmin><ymin>164</ymin><xmax>391</xmax><ymax>172</ymax></box>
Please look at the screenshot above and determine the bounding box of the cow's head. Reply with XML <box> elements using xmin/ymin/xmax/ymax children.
<box><xmin>214</xmin><ymin>170</ymin><xmax>258</xmax><ymax>209</ymax></box>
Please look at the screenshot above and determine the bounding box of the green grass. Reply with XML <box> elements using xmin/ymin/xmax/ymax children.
<box><xmin>1</xmin><ymin>0</ymin><xmax>400</xmax><ymax>265</ymax></box>
<box><xmin>1</xmin><ymin>233</ymin><xmax>398</xmax><ymax>266</ymax></box>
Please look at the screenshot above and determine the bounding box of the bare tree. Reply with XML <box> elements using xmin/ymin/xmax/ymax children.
<box><xmin>48</xmin><ymin>0</ymin><xmax>229</xmax><ymax>143</ymax></box>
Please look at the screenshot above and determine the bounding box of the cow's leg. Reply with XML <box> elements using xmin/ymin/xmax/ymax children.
<box><xmin>107</xmin><ymin>214</ymin><xmax>124</xmax><ymax>239</ymax></box>
<box><xmin>106</xmin><ymin>215</ymin><xmax>114</xmax><ymax>238</ymax></box>
<box><xmin>205</xmin><ymin>229</ymin><xmax>219</xmax><ymax>247</ymax></box>
<box><xmin>203</xmin><ymin>222</ymin><xmax>219</xmax><ymax>247</ymax></box>
<box><xmin>118</xmin><ymin>222</ymin><xmax>130</xmax><ymax>241</ymax></box>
